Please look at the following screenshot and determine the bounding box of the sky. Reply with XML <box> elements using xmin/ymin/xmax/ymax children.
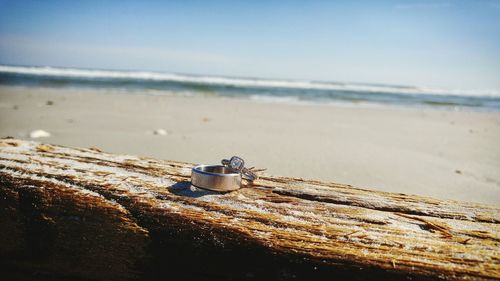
<box><xmin>0</xmin><ymin>0</ymin><xmax>499</xmax><ymax>90</ymax></box>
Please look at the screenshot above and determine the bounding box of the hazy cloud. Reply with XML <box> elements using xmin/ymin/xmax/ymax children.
<box><xmin>394</xmin><ymin>2</ymin><xmax>452</xmax><ymax>10</ymax></box>
<box><xmin>0</xmin><ymin>36</ymin><xmax>242</xmax><ymax>70</ymax></box>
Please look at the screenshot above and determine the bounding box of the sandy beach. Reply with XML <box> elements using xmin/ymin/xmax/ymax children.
<box><xmin>1</xmin><ymin>85</ymin><xmax>499</xmax><ymax>205</ymax></box>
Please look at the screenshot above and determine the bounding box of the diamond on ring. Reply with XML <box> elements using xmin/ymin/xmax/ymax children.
<box><xmin>228</xmin><ymin>156</ymin><xmax>245</xmax><ymax>172</ymax></box>
<box><xmin>221</xmin><ymin>156</ymin><xmax>258</xmax><ymax>182</ymax></box>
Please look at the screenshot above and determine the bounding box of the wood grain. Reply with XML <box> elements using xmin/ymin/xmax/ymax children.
<box><xmin>0</xmin><ymin>138</ymin><xmax>498</xmax><ymax>280</ymax></box>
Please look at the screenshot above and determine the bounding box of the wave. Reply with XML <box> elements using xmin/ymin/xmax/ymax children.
<box><xmin>1</xmin><ymin>65</ymin><xmax>498</xmax><ymax>98</ymax></box>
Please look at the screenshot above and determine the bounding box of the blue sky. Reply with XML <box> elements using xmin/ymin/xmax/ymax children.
<box><xmin>0</xmin><ymin>0</ymin><xmax>499</xmax><ymax>90</ymax></box>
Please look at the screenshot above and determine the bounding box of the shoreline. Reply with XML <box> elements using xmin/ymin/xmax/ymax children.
<box><xmin>1</xmin><ymin>85</ymin><xmax>499</xmax><ymax>205</ymax></box>
<box><xmin>2</xmin><ymin>84</ymin><xmax>499</xmax><ymax>113</ymax></box>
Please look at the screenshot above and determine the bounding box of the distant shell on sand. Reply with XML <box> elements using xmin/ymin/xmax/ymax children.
<box><xmin>29</xmin><ymin>130</ymin><xmax>51</xmax><ymax>139</ymax></box>
<box><xmin>153</xmin><ymin>129</ymin><xmax>168</xmax><ymax>136</ymax></box>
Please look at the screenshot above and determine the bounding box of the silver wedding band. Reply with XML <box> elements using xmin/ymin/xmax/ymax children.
<box><xmin>191</xmin><ymin>165</ymin><xmax>241</xmax><ymax>192</ymax></box>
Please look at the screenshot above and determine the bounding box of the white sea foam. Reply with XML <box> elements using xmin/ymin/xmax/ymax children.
<box><xmin>249</xmin><ymin>94</ymin><xmax>303</xmax><ymax>104</ymax></box>
<box><xmin>1</xmin><ymin>65</ymin><xmax>498</xmax><ymax>98</ymax></box>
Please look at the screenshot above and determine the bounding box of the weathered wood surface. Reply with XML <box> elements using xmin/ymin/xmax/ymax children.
<box><xmin>0</xmin><ymin>138</ymin><xmax>498</xmax><ymax>281</ymax></box>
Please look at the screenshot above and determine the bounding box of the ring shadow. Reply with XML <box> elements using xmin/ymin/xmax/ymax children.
<box><xmin>167</xmin><ymin>180</ymin><xmax>220</xmax><ymax>198</ymax></box>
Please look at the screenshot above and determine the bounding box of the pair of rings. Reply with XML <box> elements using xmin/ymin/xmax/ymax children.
<box><xmin>191</xmin><ymin>156</ymin><xmax>258</xmax><ymax>192</ymax></box>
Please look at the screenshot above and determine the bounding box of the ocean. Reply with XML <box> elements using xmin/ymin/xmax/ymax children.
<box><xmin>1</xmin><ymin>65</ymin><xmax>499</xmax><ymax>110</ymax></box>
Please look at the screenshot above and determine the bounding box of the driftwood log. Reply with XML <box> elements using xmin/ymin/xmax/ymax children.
<box><xmin>0</xmin><ymin>138</ymin><xmax>498</xmax><ymax>281</ymax></box>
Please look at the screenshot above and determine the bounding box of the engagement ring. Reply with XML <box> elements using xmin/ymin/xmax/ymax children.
<box><xmin>221</xmin><ymin>156</ymin><xmax>258</xmax><ymax>181</ymax></box>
